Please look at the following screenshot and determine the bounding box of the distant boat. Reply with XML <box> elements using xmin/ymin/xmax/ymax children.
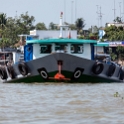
<box><xmin>0</xmin><ymin>13</ymin><xmax>124</xmax><ymax>83</ymax></box>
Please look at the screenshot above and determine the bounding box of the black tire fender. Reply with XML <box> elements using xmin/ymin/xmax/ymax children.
<box><xmin>119</xmin><ymin>68</ymin><xmax>124</xmax><ymax>80</ymax></box>
<box><xmin>0</xmin><ymin>67</ymin><xmax>7</xmax><ymax>80</ymax></box>
<box><xmin>92</xmin><ymin>62</ymin><xmax>104</xmax><ymax>75</ymax></box>
<box><xmin>107</xmin><ymin>64</ymin><xmax>116</xmax><ymax>76</ymax></box>
<box><xmin>38</xmin><ymin>68</ymin><xmax>48</xmax><ymax>80</ymax></box>
<box><xmin>72</xmin><ymin>68</ymin><xmax>84</xmax><ymax>80</ymax></box>
<box><xmin>18</xmin><ymin>63</ymin><xmax>28</xmax><ymax>76</ymax></box>
<box><xmin>7</xmin><ymin>66</ymin><xmax>16</xmax><ymax>79</ymax></box>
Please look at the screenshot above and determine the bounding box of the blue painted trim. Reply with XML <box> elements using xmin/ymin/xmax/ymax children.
<box><xmin>24</xmin><ymin>44</ymin><xmax>33</xmax><ymax>62</ymax></box>
<box><xmin>91</xmin><ymin>44</ymin><xmax>94</xmax><ymax>60</ymax></box>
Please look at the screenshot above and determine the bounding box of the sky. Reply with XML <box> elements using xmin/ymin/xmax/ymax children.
<box><xmin>0</xmin><ymin>0</ymin><xmax>123</xmax><ymax>29</ymax></box>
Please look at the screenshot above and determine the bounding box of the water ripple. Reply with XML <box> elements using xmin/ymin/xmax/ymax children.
<box><xmin>0</xmin><ymin>82</ymin><xmax>124</xmax><ymax>123</ymax></box>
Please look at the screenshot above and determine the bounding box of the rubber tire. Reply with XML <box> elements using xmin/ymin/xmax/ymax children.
<box><xmin>0</xmin><ymin>67</ymin><xmax>7</xmax><ymax>80</ymax></box>
<box><xmin>18</xmin><ymin>63</ymin><xmax>28</xmax><ymax>76</ymax></box>
<box><xmin>107</xmin><ymin>64</ymin><xmax>116</xmax><ymax>77</ymax></box>
<box><xmin>119</xmin><ymin>69</ymin><xmax>124</xmax><ymax>80</ymax></box>
<box><xmin>92</xmin><ymin>62</ymin><xmax>104</xmax><ymax>75</ymax></box>
<box><xmin>72</xmin><ymin>68</ymin><xmax>84</xmax><ymax>80</ymax></box>
<box><xmin>7</xmin><ymin>66</ymin><xmax>16</xmax><ymax>79</ymax></box>
<box><xmin>39</xmin><ymin>68</ymin><xmax>48</xmax><ymax>80</ymax></box>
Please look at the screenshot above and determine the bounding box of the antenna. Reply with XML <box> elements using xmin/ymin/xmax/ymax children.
<box><xmin>121</xmin><ymin>0</ymin><xmax>124</xmax><ymax>22</ymax></box>
<box><xmin>64</xmin><ymin>0</ymin><xmax>66</xmax><ymax>23</ymax></box>
<box><xmin>15</xmin><ymin>11</ymin><xmax>18</xmax><ymax>19</ymax></box>
<box><xmin>96</xmin><ymin>5</ymin><xmax>99</xmax><ymax>27</ymax></box>
<box><xmin>123</xmin><ymin>0</ymin><xmax>124</xmax><ymax>22</ymax></box>
<box><xmin>75</xmin><ymin>0</ymin><xmax>77</xmax><ymax>22</ymax></box>
<box><xmin>71</xmin><ymin>1</ymin><xmax>74</xmax><ymax>24</ymax></box>
<box><xmin>119</xmin><ymin>2</ymin><xmax>122</xmax><ymax>19</ymax></box>
<box><xmin>112</xmin><ymin>0</ymin><xmax>116</xmax><ymax>22</ymax></box>
<box><xmin>98</xmin><ymin>6</ymin><xmax>104</xmax><ymax>27</ymax></box>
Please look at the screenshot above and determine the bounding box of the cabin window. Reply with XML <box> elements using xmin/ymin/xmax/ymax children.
<box><xmin>71</xmin><ymin>44</ymin><xmax>84</xmax><ymax>54</ymax></box>
<box><xmin>40</xmin><ymin>45</ymin><xmax>52</xmax><ymax>53</ymax></box>
<box><xmin>55</xmin><ymin>44</ymin><xmax>67</xmax><ymax>52</ymax></box>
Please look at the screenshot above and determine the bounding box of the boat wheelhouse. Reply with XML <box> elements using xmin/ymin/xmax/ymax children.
<box><xmin>24</xmin><ymin>38</ymin><xmax>97</xmax><ymax>62</ymax></box>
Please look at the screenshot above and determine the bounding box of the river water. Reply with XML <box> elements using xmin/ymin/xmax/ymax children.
<box><xmin>0</xmin><ymin>82</ymin><xmax>124</xmax><ymax>124</ymax></box>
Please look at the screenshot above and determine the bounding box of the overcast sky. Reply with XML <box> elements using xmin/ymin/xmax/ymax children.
<box><xmin>0</xmin><ymin>0</ymin><xmax>123</xmax><ymax>29</ymax></box>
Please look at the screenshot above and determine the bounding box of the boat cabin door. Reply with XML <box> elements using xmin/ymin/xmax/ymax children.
<box><xmin>24</xmin><ymin>44</ymin><xmax>33</xmax><ymax>62</ymax></box>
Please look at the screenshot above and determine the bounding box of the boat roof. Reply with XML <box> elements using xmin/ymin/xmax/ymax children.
<box><xmin>26</xmin><ymin>38</ymin><xmax>97</xmax><ymax>44</ymax></box>
<box><xmin>95</xmin><ymin>42</ymin><xmax>109</xmax><ymax>47</ymax></box>
<box><xmin>95</xmin><ymin>53</ymin><xmax>110</xmax><ymax>57</ymax></box>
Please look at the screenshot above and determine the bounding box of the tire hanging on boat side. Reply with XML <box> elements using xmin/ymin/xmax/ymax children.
<box><xmin>18</xmin><ymin>63</ymin><xmax>29</xmax><ymax>76</ymax></box>
<box><xmin>0</xmin><ymin>67</ymin><xmax>7</xmax><ymax>80</ymax></box>
<box><xmin>7</xmin><ymin>66</ymin><xmax>16</xmax><ymax>79</ymax></box>
<box><xmin>107</xmin><ymin>64</ymin><xmax>116</xmax><ymax>77</ymax></box>
<box><xmin>72</xmin><ymin>68</ymin><xmax>84</xmax><ymax>80</ymax></box>
<box><xmin>119</xmin><ymin>68</ymin><xmax>124</xmax><ymax>80</ymax></box>
<box><xmin>92</xmin><ymin>62</ymin><xmax>104</xmax><ymax>75</ymax></box>
<box><xmin>38</xmin><ymin>68</ymin><xmax>49</xmax><ymax>80</ymax></box>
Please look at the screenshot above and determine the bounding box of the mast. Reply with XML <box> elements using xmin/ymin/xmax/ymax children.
<box><xmin>96</xmin><ymin>5</ymin><xmax>99</xmax><ymax>27</ymax></box>
<box><xmin>71</xmin><ymin>1</ymin><xmax>74</xmax><ymax>24</ymax></box>
<box><xmin>119</xmin><ymin>2</ymin><xmax>122</xmax><ymax>19</ymax></box>
<box><xmin>75</xmin><ymin>0</ymin><xmax>77</xmax><ymax>22</ymax></box>
<box><xmin>59</xmin><ymin>12</ymin><xmax>69</xmax><ymax>38</ymax></box>
<box><xmin>59</xmin><ymin>12</ymin><xmax>63</xmax><ymax>38</ymax></box>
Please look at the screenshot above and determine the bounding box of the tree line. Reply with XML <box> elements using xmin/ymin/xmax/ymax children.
<box><xmin>1</xmin><ymin>11</ymin><xmax>124</xmax><ymax>64</ymax></box>
<box><xmin>0</xmin><ymin>12</ymin><xmax>85</xmax><ymax>48</ymax></box>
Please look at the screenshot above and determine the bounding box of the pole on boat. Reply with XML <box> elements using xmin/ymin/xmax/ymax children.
<box><xmin>59</xmin><ymin>12</ymin><xmax>63</xmax><ymax>38</ymax></box>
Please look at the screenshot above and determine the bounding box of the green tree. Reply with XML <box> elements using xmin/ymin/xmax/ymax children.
<box><xmin>108</xmin><ymin>48</ymin><xmax>117</xmax><ymax>61</ymax></box>
<box><xmin>103</xmin><ymin>25</ymin><xmax>124</xmax><ymax>41</ymax></box>
<box><xmin>75</xmin><ymin>18</ymin><xmax>85</xmax><ymax>34</ymax></box>
<box><xmin>4</xmin><ymin>17</ymin><xmax>18</xmax><ymax>46</ymax></box>
<box><xmin>0</xmin><ymin>13</ymin><xmax>7</xmax><ymax>29</ymax></box>
<box><xmin>35</xmin><ymin>22</ymin><xmax>47</xmax><ymax>30</ymax></box>
<box><xmin>69</xmin><ymin>24</ymin><xmax>77</xmax><ymax>30</ymax></box>
<box><xmin>114</xmin><ymin>17</ymin><xmax>123</xmax><ymax>23</ymax></box>
<box><xmin>0</xmin><ymin>12</ymin><xmax>35</xmax><ymax>47</ymax></box>
<box><xmin>116</xmin><ymin>46</ymin><xmax>124</xmax><ymax>64</ymax></box>
<box><xmin>16</xmin><ymin>11</ymin><xmax>35</xmax><ymax>34</ymax></box>
<box><xmin>49</xmin><ymin>22</ymin><xmax>58</xmax><ymax>30</ymax></box>
<box><xmin>0</xmin><ymin>13</ymin><xmax>8</xmax><ymax>49</ymax></box>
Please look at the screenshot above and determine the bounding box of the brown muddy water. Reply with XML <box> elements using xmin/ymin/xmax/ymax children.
<box><xmin>0</xmin><ymin>82</ymin><xmax>124</xmax><ymax>124</ymax></box>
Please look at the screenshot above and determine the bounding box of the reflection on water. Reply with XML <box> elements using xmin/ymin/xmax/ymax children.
<box><xmin>0</xmin><ymin>82</ymin><xmax>124</xmax><ymax>124</ymax></box>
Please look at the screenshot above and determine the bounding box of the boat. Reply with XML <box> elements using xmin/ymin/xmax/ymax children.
<box><xmin>0</xmin><ymin>13</ymin><xmax>124</xmax><ymax>83</ymax></box>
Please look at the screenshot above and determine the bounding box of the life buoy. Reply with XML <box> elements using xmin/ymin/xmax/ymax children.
<box><xmin>38</xmin><ymin>68</ymin><xmax>48</xmax><ymax>80</ymax></box>
<box><xmin>18</xmin><ymin>63</ymin><xmax>28</xmax><ymax>76</ymax></box>
<box><xmin>107</xmin><ymin>64</ymin><xmax>116</xmax><ymax>76</ymax></box>
<box><xmin>7</xmin><ymin>66</ymin><xmax>16</xmax><ymax>79</ymax></box>
<box><xmin>119</xmin><ymin>68</ymin><xmax>124</xmax><ymax>80</ymax></box>
<box><xmin>92</xmin><ymin>62</ymin><xmax>104</xmax><ymax>75</ymax></box>
<box><xmin>72</xmin><ymin>68</ymin><xmax>84</xmax><ymax>80</ymax></box>
<box><xmin>0</xmin><ymin>67</ymin><xmax>7</xmax><ymax>80</ymax></box>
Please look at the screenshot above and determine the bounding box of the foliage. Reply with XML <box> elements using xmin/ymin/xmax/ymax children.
<box><xmin>114</xmin><ymin>17</ymin><xmax>123</xmax><ymax>23</ymax></box>
<box><xmin>16</xmin><ymin>11</ymin><xmax>35</xmax><ymax>34</ymax></box>
<box><xmin>36</xmin><ymin>22</ymin><xmax>47</xmax><ymax>30</ymax></box>
<box><xmin>0</xmin><ymin>13</ymin><xmax>7</xmax><ymax>29</ymax></box>
<box><xmin>75</xmin><ymin>18</ymin><xmax>85</xmax><ymax>34</ymax></box>
<box><xmin>69</xmin><ymin>24</ymin><xmax>77</xmax><ymax>30</ymax></box>
<box><xmin>108</xmin><ymin>48</ymin><xmax>117</xmax><ymax>61</ymax></box>
<box><xmin>49</xmin><ymin>22</ymin><xmax>58</xmax><ymax>30</ymax></box>
<box><xmin>0</xmin><ymin>12</ymin><xmax>35</xmax><ymax>48</ymax></box>
<box><xmin>116</xmin><ymin>46</ymin><xmax>124</xmax><ymax>61</ymax></box>
<box><xmin>77</xmin><ymin>35</ymin><xmax>85</xmax><ymax>39</ymax></box>
<box><xmin>103</xmin><ymin>25</ymin><xmax>124</xmax><ymax>41</ymax></box>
